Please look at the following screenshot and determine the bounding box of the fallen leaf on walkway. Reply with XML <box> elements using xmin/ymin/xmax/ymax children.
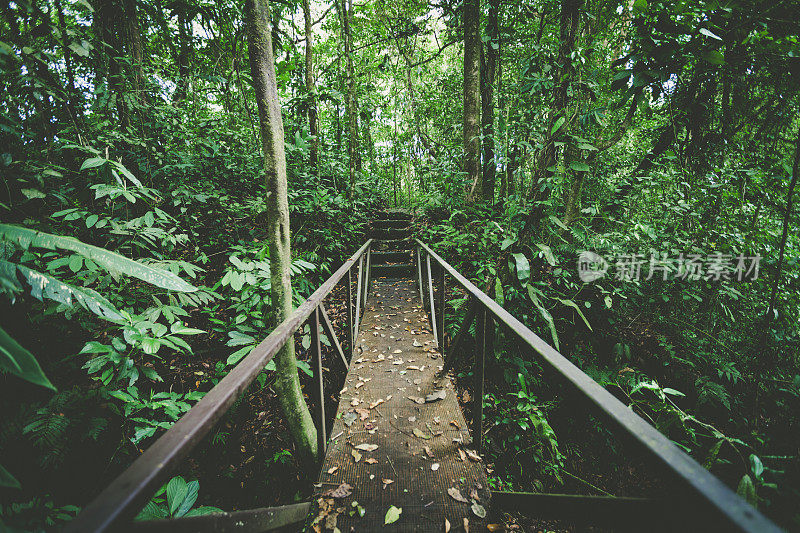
<box><xmin>450</xmin><ymin>420</ymin><xmax>460</xmax><ymax>429</ymax></box>
<box><xmin>343</xmin><ymin>412</ymin><xmax>357</xmax><ymax>426</ymax></box>
<box><xmin>356</xmin><ymin>408</ymin><xmax>370</xmax><ymax>420</ymax></box>
<box><xmin>369</xmin><ymin>399</ymin><xmax>384</xmax><ymax>409</ymax></box>
<box><xmin>324</xmin><ymin>482</ymin><xmax>352</xmax><ymax>499</ymax></box>
<box><xmin>465</xmin><ymin>449</ymin><xmax>481</xmax><ymax>462</ymax></box>
<box><xmin>352</xmin><ymin>450</ymin><xmax>362</xmax><ymax>463</ymax></box>
<box><xmin>448</xmin><ymin>487</ymin><xmax>469</xmax><ymax>503</ymax></box>
<box><xmin>408</xmin><ymin>396</ymin><xmax>425</xmax><ymax>404</ymax></box>
<box><xmin>445</xmin><ymin>518</ymin><xmax>450</xmax><ymax>532</ymax></box>
<box><xmin>471</xmin><ymin>502</ymin><xmax>486</xmax><ymax>518</ymax></box>
<box><xmin>385</xmin><ymin>505</ymin><xmax>402</xmax><ymax>525</ymax></box>
<box><xmin>327</xmin><ymin>466</ymin><xmax>339</xmax><ymax>474</ymax></box>
<box><xmin>458</xmin><ymin>449</ymin><xmax>466</xmax><ymax>461</ymax></box>
<box><xmin>486</xmin><ymin>525</ymin><xmax>503</xmax><ymax>531</ymax></box>
<box><xmin>425</xmin><ymin>390</ymin><xmax>447</xmax><ymax>402</ymax></box>
<box><xmin>408</xmin><ymin>416</ymin><xmax>416</xmax><ymax>422</ymax></box>
<box><xmin>464</xmin><ymin>517</ymin><xmax>470</xmax><ymax>532</ymax></box>
<box><xmin>382</xmin><ymin>478</ymin><xmax>394</xmax><ymax>488</ymax></box>
<box><xmin>350</xmin><ymin>399</ymin><xmax>360</xmax><ymax>407</ymax></box>
<box><xmin>431</xmin><ymin>463</ymin><xmax>440</xmax><ymax>471</ymax></box>
<box><xmin>413</xmin><ymin>428</ymin><xmax>431</xmax><ymax>439</ymax></box>
<box><xmin>470</xmin><ymin>487</ymin><xmax>479</xmax><ymax>501</ymax></box>
<box><xmin>365</xmin><ymin>457</ymin><xmax>378</xmax><ymax>464</ymax></box>
<box><xmin>413</xmin><ymin>340</ymin><xmax>422</xmax><ymax>347</ymax></box>
<box><xmin>393</xmin><ymin>359</ymin><xmax>403</xmax><ymax>365</ymax></box>
<box><xmin>354</xmin><ymin>443</ymin><xmax>378</xmax><ymax>451</ymax></box>
<box><xmin>424</xmin><ymin>446</ymin><xmax>434</xmax><ymax>457</ymax></box>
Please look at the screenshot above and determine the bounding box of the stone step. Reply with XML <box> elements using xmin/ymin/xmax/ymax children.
<box><xmin>371</xmin><ymin>250</ymin><xmax>412</xmax><ymax>264</ymax></box>
<box><xmin>373</xmin><ymin>237</ymin><xmax>412</xmax><ymax>251</ymax></box>
<box><xmin>371</xmin><ymin>219</ymin><xmax>410</xmax><ymax>230</ymax></box>
<box><xmin>370</xmin><ymin>226</ymin><xmax>412</xmax><ymax>240</ymax></box>
<box><xmin>371</xmin><ymin>263</ymin><xmax>415</xmax><ymax>277</ymax></box>
<box><xmin>374</xmin><ymin>209</ymin><xmax>413</xmax><ymax>220</ymax></box>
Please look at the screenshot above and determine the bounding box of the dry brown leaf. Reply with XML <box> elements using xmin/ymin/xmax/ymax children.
<box><xmin>458</xmin><ymin>449</ymin><xmax>467</xmax><ymax>461</ymax></box>
<box><xmin>327</xmin><ymin>466</ymin><xmax>339</xmax><ymax>475</ymax></box>
<box><xmin>463</xmin><ymin>518</ymin><xmax>469</xmax><ymax>533</ymax></box>
<box><xmin>354</xmin><ymin>443</ymin><xmax>378</xmax><ymax>451</ymax></box>
<box><xmin>369</xmin><ymin>398</ymin><xmax>384</xmax><ymax>409</ymax></box>
<box><xmin>365</xmin><ymin>457</ymin><xmax>379</xmax><ymax>464</ymax></box>
<box><xmin>486</xmin><ymin>525</ymin><xmax>503</xmax><ymax>532</ymax></box>
<box><xmin>447</xmin><ymin>487</ymin><xmax>469</xmax><ymax>503</ymax></box>
<box><xmin>465</xmin><ymin>449</ymin><xmax>482</xmax><ymax>462</ymax></box>
<box><xmin>444</xmin><ymin>518</ymin><xmax>450</xmax><ymax>532</ymax></box>
<box><xmin>351</xmin><ymin>449</ymin><xmax>362</xmax><ymax>463</ymax></box>
<box><xmin>323</xmin><ymin>482</ymin><xmax>352</xmax><ymax>498</ymax></box>
<box><xmin>425</xmin><ymin>446</ymin><xmax>434</xmax><ymax>457</ymax></box>
<box><xmin>450</xmin><ymin>420</ymin><xmax>460</xmax><ymax>429</ymax></box>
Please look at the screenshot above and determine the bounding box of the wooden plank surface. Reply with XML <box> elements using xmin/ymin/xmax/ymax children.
<box><xmin>306</xmin><ymin>278</ymin><xmax>490</xmax><ymax>531</ymax></box>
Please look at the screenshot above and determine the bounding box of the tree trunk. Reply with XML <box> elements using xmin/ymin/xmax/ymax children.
<box><xmin>173</xmin><ymin>6</ymin><xmax>190</xmax><ymax>104</ymax></box>
<box><xmin>463</xmin><ymin>0</ymin><xmax>481</xmax><ymax>201</ymax></box>
<box><xmin>302</xmin><ymin>0</ymin><xmax>319</xmax><ymax>175</ymax></box>
<box><xmin>521</xmin><ymin>0</ymin><xmax>581</xmax><ymax>236</ymax></box>
<box><xmin>339</xmin><ymin>0</ymin><xmax>358</xmax><ymax>195</ymax></box>
<box><xmin>245</xmin><ymin>0</ymin><xmax>318</xmax><ymax>465</ymax></box>
<box><xmin>480</xmin><ymin>0</ymin><xmax>499</xmax><ymax>202</ymax></box>
<box><xmin>121</xmin><ymin>0</ymin><xmax>146</xmax><ymax>108</ymax></box>
<box><xmin>759</xmin><ymin>126</ymin><xmax>800</xmax><ymax>365</ymax></box>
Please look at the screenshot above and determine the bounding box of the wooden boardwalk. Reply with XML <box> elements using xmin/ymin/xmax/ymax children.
<box><xmin>306</xmin><ymin>278</ymin><xmax>490</xmax><ymax>531</ymax></box>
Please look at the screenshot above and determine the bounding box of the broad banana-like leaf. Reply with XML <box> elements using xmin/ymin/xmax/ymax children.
<box><xmin>8</xmin><ymin>262</ymin><xmax>123</xmax><ymax>321</ymax></box>
<box><xmin>0</xmin><ymin>325</ymin><xmax>55</xmax><ymax>390</ymax></box>
<box><xmin>0</xmin><ymin>463</ymin><xmax>21</xmax><ymax>489</ymax></box>
<box><xmin>0</xmin><ymin>224</ymin><xmax>197</xmax><ymax>292</ymax></box>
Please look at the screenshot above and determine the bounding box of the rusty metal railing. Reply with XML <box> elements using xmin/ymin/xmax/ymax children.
<box><xmin>414</xmin><ymin>238</ymin><xmax>780</xmax><ymax>533</ymax></box>
<box><xmin>68</xmin><ymin>240</ymin><xmax>374</xmax><ymax>532</ymax></box>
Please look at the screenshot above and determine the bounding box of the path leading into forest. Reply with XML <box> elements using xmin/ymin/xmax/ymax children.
<box><xmin>305</xmin><ymin>271</ymin><xmax>490</xmax><ymax>530</ymax></box>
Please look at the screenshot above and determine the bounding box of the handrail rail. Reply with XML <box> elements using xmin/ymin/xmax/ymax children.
<box><xmin>414</xmin><ymin>238</ymin><xmax>780</xmax><ymax>533</ymax></box>
<box><xmin>68</xmin><ymin>239</ymin><xmax>374</xmax><ymax>533</ymax></box>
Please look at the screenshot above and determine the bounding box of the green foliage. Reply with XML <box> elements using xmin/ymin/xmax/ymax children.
<box><xmin>135</xmin><ymin>476</ymin><xmax>222</xmax><ymax>521</ymax></box>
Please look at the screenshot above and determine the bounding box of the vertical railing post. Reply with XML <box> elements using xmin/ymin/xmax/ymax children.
<box><xmin>346</xmin><ymin>269</ymin><xmax>353</xmax><ymax>357</ymax></box>
<box><xmin>354</xmin><ymin>256</ymin><xmax>363</xmax><ymax>338</ymax></box>
<box><xmin>311</xmin><ymin>306</ymin><xmax>326</xmax><ymax>454</ymax></box>
<box><xmin>362</xmin><ymin>247</ymin><xmax>371</xmax><ymax>309</ymax></box>
<box><xmin>437</xmin><ymin>265</ymin><xmax>445</xmax><ymax>354</ymax></box>
<box><xmin>416</xmin><ymin>247</ymin><xmax>425</xmax><ymax>307</ymax></box>
<box><xmin>473</xmin><ymin>306</ymin><xmax>489</xmax><ymax>453</ymax></box>
<box><xmin>426</xmin><ymin>253</ymin><xmax>438</xmax><ymax>344</ymax></box>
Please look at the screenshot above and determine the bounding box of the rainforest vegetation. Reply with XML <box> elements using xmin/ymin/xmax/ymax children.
<box><xmin>1</xmin><ymin>0</ymin><xmax>799</xmax><ymax>530</ymax></box>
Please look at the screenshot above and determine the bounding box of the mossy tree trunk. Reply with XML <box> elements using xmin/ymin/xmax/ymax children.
<box><xmin>463</xmin><ymin>0</ymin><xmax>481</xmax><ymax>202</ymax></box>
<box><xmin>245</xmin><ymin>0</ymin><xmax>318</xmax><ymax>466</ymax></box>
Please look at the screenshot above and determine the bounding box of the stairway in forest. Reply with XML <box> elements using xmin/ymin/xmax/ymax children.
<box><xmin>304</xmin><ymin>209</ymin><xmax>491</xmax><ymax>531</ymax></box>
<box><xmin>370</xmin><ymin>210</ymin><xmax>415</xmax><ymax>278</ymax></box>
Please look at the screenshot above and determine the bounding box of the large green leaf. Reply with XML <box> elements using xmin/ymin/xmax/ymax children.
<box><xmin>0</xmin><ymin>225</ymin><xmax>197</xmax><ymax>293</ymax></box>
<box><xmin>0</xmin><ymin>325</ymin><xmax>55</xmax><ymax>390</ymax></box>
<box><xmin>0</xmin><ymin>462</ymin><xmax>21</xmax><ymax>489</ymax></box>
<box><xmin>512</xmin><ymin>252</ymin><xmax>530</xmax><ymax>282</ymax></box>
<box><xmin>175</xmin><ymin>480</ymin><xmax>199</xmax><ymax>517</ymax></box>
<box><xmin>166</xmin><ymin>476</ymin><xmax>189</xmax><ymax>516</ymax></box>
<box><xmin>7</xmin><ymin>262</ymin><xmax>123</xmax><ymax>321</ymax></box>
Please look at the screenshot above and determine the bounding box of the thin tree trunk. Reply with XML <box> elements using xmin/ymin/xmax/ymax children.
<box><xmin>339</xmin><ymin>0</ymin><xmax>358</xmax><ymax>195</ymax></box>
<box><xmin>480</xmin><ymin>0</ymin><xmax>498</xmax><ymax>202</ymax></box>
<box><xmin>521</xmin><ymin>0</ymin><xmax>581</xmax><ymax>237</ymax></box>
<box><xmin>245</xmin><ymin>0</ymin><xmax>318</xmax><ymax>465</ymax></box>
<box><xmin>760</xmin><ymin>126</ymin><xmax>800</xmax><ymax>364</ymax></box>
<box><xmin>463</xmin><ymin>0</ymin><xmax>481</xmax><ymax>201</ymax></box>
<box><xmin>302</xmin><ymin>0</ymin><xmax>319</xmax><ymax>175</ymax></box>
<box><xmin>173</xmin><ymin>7</ymin><xmax>190</xmax><ymax>104</ymax></box>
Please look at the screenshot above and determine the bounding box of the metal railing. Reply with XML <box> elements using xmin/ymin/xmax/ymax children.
<box><xmin>413</xmin><ymin>238</ymin><xmax>781</xmax><ymax>533</ymax></box>
<box><xmin>68</xmin><ymin>240</ymin><xmax>374</xmax><ymax>532</ymax></box>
